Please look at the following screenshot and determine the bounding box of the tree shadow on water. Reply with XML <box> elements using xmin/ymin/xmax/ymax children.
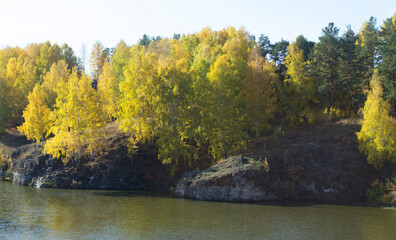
<box><xmin>92</xmin><ymin>190</ymin><xmax>172</xmax><ymax>199</ymax></box>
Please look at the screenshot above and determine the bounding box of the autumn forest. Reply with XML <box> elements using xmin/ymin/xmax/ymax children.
<box><xmin>0</xmin><ymin>14</ymin><xmax>395</xmax><ymax>170</ymax></box>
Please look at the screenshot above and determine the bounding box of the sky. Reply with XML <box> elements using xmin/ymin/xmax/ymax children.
<box><xmin>0</xmin><ymin>0</ymin><xmax>395</xmax><ymax>65</ymax></box>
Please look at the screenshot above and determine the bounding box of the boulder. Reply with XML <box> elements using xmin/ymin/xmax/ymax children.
<box><xmin>176</xmin><ymin>156</ymin><xmax>279</xmax><ymax>201</ymax></box>
<box><xmin>176</xmin><ymin>123</ymin><xmax>394</xmax><ymax>203</ymax></box>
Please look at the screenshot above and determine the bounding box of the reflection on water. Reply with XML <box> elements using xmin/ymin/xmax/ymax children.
<box><xmin>1</xmin><ymin>181</ymin><xmax>395</xmax><ymax>240</ymax></box>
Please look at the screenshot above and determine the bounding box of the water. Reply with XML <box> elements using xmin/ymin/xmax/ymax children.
<box><xmin>0</xmin><ymin>181</ymin><xmax>395</xmax><ymax>240</ymax></box>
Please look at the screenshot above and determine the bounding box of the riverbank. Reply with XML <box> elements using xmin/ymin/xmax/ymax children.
<box><xmin>176</xmin><ymin>121</ymin><xmax>396</xmax><ymax>206</ymax></box>
<box><xmin>0</xmin><ymin>123</ymin><xmax>170</xmax><ymax>191</ymax></box>
<box><xmin>1</xmin><ymin>121</ymin><xmax>395</xmax><ymax>206</ymax></box>
<box><xmin>2</xmin><ymin>181</ymin><xmax>396</xmax><ymax>240</ymax></box>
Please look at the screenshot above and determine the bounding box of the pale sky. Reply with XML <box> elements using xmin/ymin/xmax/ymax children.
<box><xmin>0</xmin><ymin>0</ymin><xmax>395</xmax><ymax>63</ymax></box>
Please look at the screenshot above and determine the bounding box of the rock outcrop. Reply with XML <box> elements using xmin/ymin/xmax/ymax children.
<box><xmin>176</xmin><ymin>123</ymin><xmax>396</xmax><ymax>203</ymax></box>
<box><xmin>2</xmin><ymin>121</ymin><xmax>395</xmax><ymax>205</ymax></box>
<box><xmin>1</xmin><ymin>133</ymin><xmax>170</xmax><ymax>190</ymax></box>
<box><xmin>176</xmin><ymin>156</ymin><xmax>279</xmax><ymax>201</ymax></box>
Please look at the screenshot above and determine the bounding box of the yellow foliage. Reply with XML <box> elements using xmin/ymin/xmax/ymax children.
<box><xmin>4</xmin><ymin>55</ymin><xmax>37</xmax><ymax>119</ymax></box>
<box><xmin>44</xmin><ymin>69</ymin><xmax>107</xmax><ymax>162</ymax></box>
<box><xmin>285</xmin><ymin>42</ymin><xmax>306</xmax><ymax>87</ymax></box>
<box><xmin>98</xmin><ymin>62</ymin><xmax>118</xmax><ymax>121</ymax></box>
<box><xmin>18</xmin><ymin>85</ymin><xmax>52</xmax><ymax>142</ymax></box>
<box><xmin>284</xmin><ymin>41</ymin><xmax>315</xmax><ymax>123</ymax></box>
<box><xmin>42</xmin><ymin>60</ymin><xmax>70</xmax><ymax>108</ymax></box>
<box><xmin>356</xmin><ymin>70</ymin><xmax>396</xmax><ymax>168</ymax></box>
<box><xmin>120</xmin><ymin>39</ymin><xmax>198</xmax><ymax>164</ymax></box>
<box><xmin>0</xmin><ymin>150</ymin><xmax>11</xmax><ymax>170</ymax></box>
<box><xmin>118</xmin><ymin>45</ymin><xmax>155</xmax><ymax>147</ymax></box>
<box><xmin>263</xmin><ymin>157</ymin><xmax>270</xmax><ymax>172</ymax></box>
<box><xmin>244</xmin><ymin>45</ymin><xmax>277</xmax><ymax>142</ymax></box>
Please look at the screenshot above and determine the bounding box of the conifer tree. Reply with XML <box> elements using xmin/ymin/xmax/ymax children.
<box><xmin>338</xmin><ymin>27</ymin><xmax>361</xmax><ymax>110</ymax></box>
<box><xmin>61</xmin><ymin>43</ymin><xmax>78</xmax><ymax>71</ymax></box>
<box><xmin>378</xmin><ymin>13</ymin><xmax>396</xmax><ymax>110</ymax></box>
<box><xmin>311</xmin><ymin>22</ymin><xmax>340</xmax><ymax>114</ymax></box>
<box><xmin>357</xmin><ymin>17</ymin><xmax>379</xmax><ymax>89</ymax></box>
<box><xmin>295</xmin><ymin>35</ymin><xmax>314</xmax><ymax>62</ymax></box>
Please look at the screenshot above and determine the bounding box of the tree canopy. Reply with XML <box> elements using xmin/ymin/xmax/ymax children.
<box><xmin>1</xmin><ymin>13</ymin><xmax>395</xmax><ymax>171</ymax></box>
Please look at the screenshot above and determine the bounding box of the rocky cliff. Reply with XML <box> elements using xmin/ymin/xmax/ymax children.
<box><xmin>2</xmin><ymin>121</ymin><xmax>395</xmax><ymax>205</ymax></box>
<box><xmin>0</xmin><ymin>124</ymin><xmax>170</xmax><ymax>190</ymax></box>
<box><xmin>176</xmin><ymin>122</ymin><xmax>395</xmax><ymax>203</ymax></box>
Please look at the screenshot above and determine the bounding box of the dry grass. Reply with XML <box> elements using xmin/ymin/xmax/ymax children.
<box><xmin>390</xmin><ymin>117</ymin><xmax>396</xmax><ymax>126</ymax></box>
<box><xmin>0</xmin><ymin>128</ymin><xmax>31</xmax><ymax>156</ymax></box>
<box><xmin>336</xmin><ymin>118</ymin><xmax>361</xmax><ymax>125</ymax></box>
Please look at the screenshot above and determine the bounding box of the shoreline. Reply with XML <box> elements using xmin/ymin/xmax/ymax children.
<box><xmin>1</xmin><ymin>121</ymin><xmax>395</xmax><ymax>207</ymax></box>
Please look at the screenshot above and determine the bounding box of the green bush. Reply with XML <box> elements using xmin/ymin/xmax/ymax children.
<box><xmin>0</xmin><ymin>150</ymin><xmax>11</xmax><ymax>169</ymax></box>
<box><xmin>367</xmin><ymin>175</ymin><xmax>396</xmax><ymax>206</ymax></box>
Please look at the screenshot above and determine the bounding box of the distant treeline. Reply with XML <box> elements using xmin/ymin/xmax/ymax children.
<box><xmin>0</xmin><ymin>13</ymin><xmax>395</xmax><ymax>169</ymax></box>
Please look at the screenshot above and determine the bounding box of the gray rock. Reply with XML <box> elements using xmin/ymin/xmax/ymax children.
<box><xmin>3</xmin><ymin>141</ymin><xmax>168</xmax><ymax>190</ymax></box>
<box><xmin>176</xmin><ymin>156</ymin><xmax>280</xmax><ymax>202</ymax></box>
<box><xmin>175</xmin><ymin>122</ymin><xmax>391</xmax><ymax>203</ymax></box>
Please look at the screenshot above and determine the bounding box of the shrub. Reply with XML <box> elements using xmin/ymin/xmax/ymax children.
<box><xmin>366</xmin><ymin>175</ymin><xmax>396</xmax><ymax>206</ymax></box>
<box><xmin>0</xmin><ymin>150</ymin><xmax>11</xmax><ymax>169</ymax></box>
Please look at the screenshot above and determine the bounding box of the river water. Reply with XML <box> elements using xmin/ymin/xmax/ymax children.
<box><xmin>0</xmin><ymin>181</ymin><xmax>395</xmax><ymax>240</ymax></box>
